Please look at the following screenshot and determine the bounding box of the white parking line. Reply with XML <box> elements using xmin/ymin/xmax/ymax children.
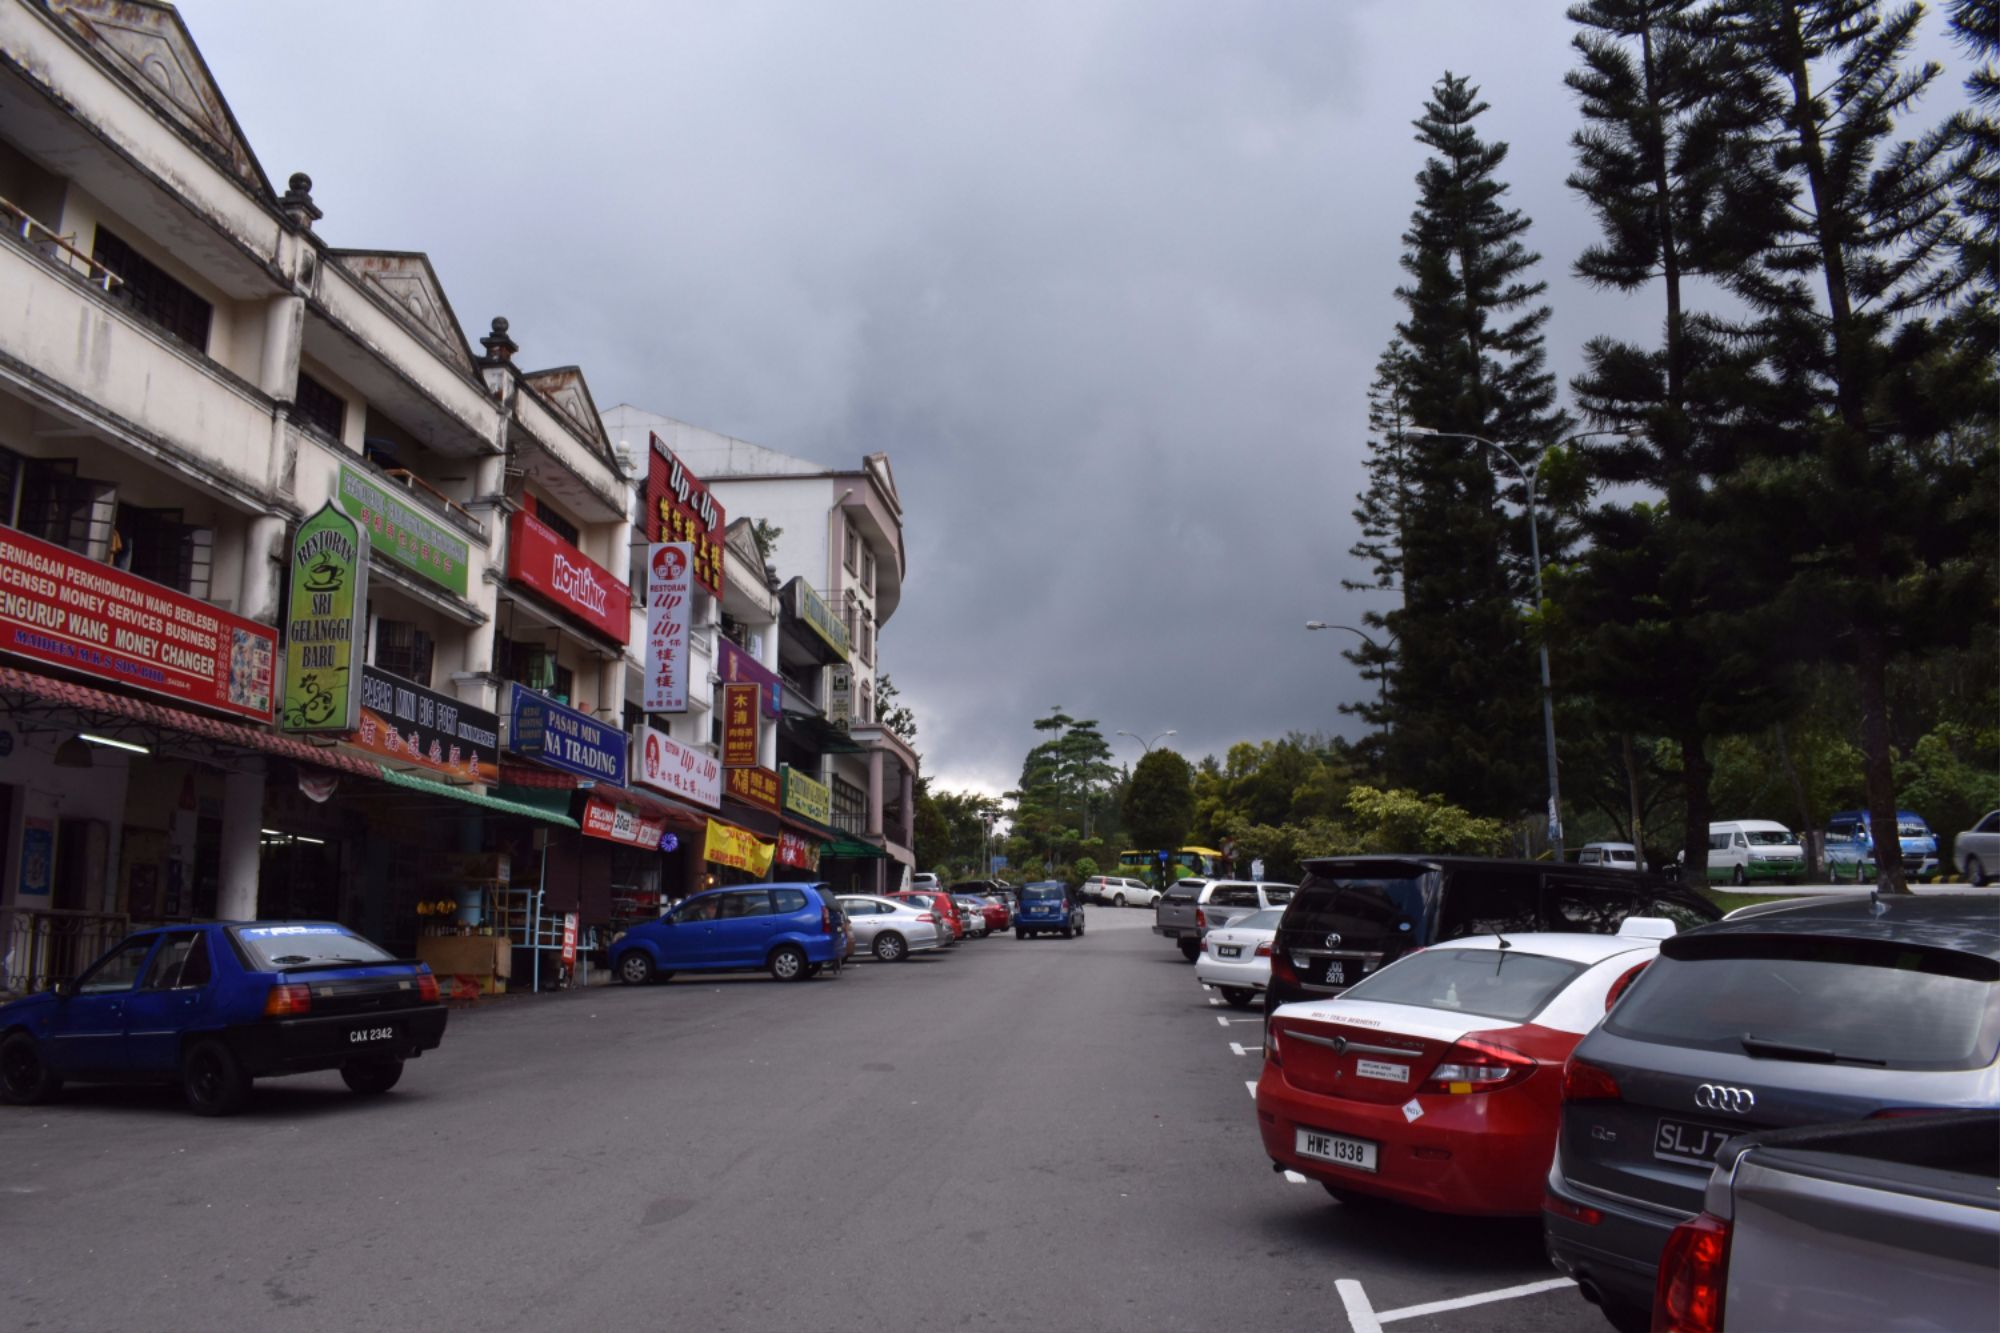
<box><xmin>1337</xmin><ymin>1276</ymin><xmax>1578</xmax><ymax>1331</ymax></box>
<box><xmin>1229</xmin><ymin>1041</ymin><xmax>1261</xmax><ymax>1057</ymax></box>
<box><xmin>1208</xmin><ymin>997</ymin><xmax>1223</xmax><ymax>1006</ymax></box>
<box><xmin>1244</xmin><ymin>1080</ymin><xmax>1258</xmax><ymax>1099</ymax></box>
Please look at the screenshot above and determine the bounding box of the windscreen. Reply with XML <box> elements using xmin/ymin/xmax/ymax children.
<box><xmin>1744</xmin><ymin>831</ymin><xmax>1795</xmax><ymax>846</ymax></box>
<box><xmin>1023</xmin><ymin>884</ymin><xmax>1065</xmax><ymax>901</ymax></box>
<box><xmin>233</xmin><ymin>924</ymin><xmax>392</xmax><ymax>971</ymax></box>
<box><xmin>1338</xmin><ymin>947</ymin><xmax>1587</xmax><ymax>1022</ymax></box>
<box><xmin>1897</xmin><ymin>822</ymin><xmax>1931</xmax><ymax>840</ymax></box>
<box><xmin>1608</xmin><ymin>937</ymin><xmax>1999</xmax><ymax>1070</ymax></box>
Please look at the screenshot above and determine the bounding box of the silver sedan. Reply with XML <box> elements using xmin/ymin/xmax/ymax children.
<box><xmin>836</xmin><ymin>896</ymin><xmax>947</xmax><ymax>962</ymax></box>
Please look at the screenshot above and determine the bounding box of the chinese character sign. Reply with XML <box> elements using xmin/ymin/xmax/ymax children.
<box><xmin>646</xmin><ymin>434</ymin><xmax>726</xmax><ymax>597</ymax></box>
<box><xmin>723</xmin><ymin>682</ymin><xmax>759</xmax><ymax>767</ymax></box>
<box><xmin>644</xmin><ymin>542</ymin><xmax>693</xmax><ymax>712</ymax></box>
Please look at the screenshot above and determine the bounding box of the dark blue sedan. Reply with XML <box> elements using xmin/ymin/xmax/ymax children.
<box><xmin>0</xmin><ymin>921</ymin><xmax>447</xmax><ymax>1116</ymax></box>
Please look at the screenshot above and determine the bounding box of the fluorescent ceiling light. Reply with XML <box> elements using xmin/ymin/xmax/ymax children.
<box><xmin>79</xmin><ymin>733</ymin><xmax>149</xmax><ymax>755</ymax></box>
<box><xmin>294</xmin><ymin>835</ymin><xmax>325</xmax><ymax>845</ymax></box>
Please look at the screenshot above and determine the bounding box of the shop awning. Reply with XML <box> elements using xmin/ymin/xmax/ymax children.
<box><xmin>376</xmin><ymin>767</ymin><xmax>579</xmax><ymax>827</ymax></box>
<box><xmin>821</xmin><ymin>834</ymin><xmax>889</xmax><ymax>859</ymax></box>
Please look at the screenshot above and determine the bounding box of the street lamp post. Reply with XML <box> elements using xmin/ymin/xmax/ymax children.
<box><xmin>1402</xmin><ymin>426</ymin><xmax>1631</xmax><ymax>862</ymax></box>
<box><xmin>1304</xmin><ymin>621</ymin><xmax>1395</xmax><ymax>721</ymax></box>
<box><xmin>1115</xmin><ymin>729</ymin><xmax>1177</xmax><ymax>754</ymax></box>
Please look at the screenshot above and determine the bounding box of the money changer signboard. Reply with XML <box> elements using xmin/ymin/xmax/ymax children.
<box><xmin>283</xmin><ymin>503</ymin><xmax>368</xmax><ymax>732</ymax></box>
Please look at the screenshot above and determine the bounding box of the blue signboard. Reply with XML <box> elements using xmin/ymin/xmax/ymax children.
<box><xmin>507</xmin><ymin>683</ymin><xmax>627</xmax><ymax>786</ymax></box>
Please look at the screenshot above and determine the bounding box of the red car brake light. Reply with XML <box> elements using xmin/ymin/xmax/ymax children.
<box><xmin>1265</xmin><ymin>1023</ymin><xmax>1284</xmax><ymax>1066</ymax></box>
<box><xmin>821</xmin><ymin>906</ymin><xmax>835</xmax><ymax>934</ymax></box>
<box><xmin>263</xmin><ymin>983</ymin><xmax>311</xmax><ymax>1017</ymax></box>
<box><xmin>1604</xmin><ymin>960</ymin><xmax>1650</xmax><ymax>1011</ymax></box>
<box><xmin>1269</xmin><ymin>945</ymin><xmax>1297</xmax><ymax>984</ymax></box>
<box><xmin>1561</xmin><ymin>1054</ymin><xmax>1623</xmax><ymax>1103</ymax></box>
<box><xmin>1195</xmin><ymin>908</ymin><xmax>1207</xmax><ymax>929</ymax></box>
<box><xmin>1419</xmin><ymin>1036</ymin><xmax>1535</xmax><ymax>1093</ymax></box>
<box><xmin>1255</xmin><ymin>941</ymin><xmax>1273</xmax><ymax>958</ymax></box>
<box><xmin>916</xmin><ymin>912</ymin><xmax>935</xmax><ymax>923</ymax></box>
<box><xmin>1543</xmin><ymin>1190</ymin><xmax>1601</xmax><ymax>1227</ymax></box>
<box><xmin>414</xmin><ymin>968</ymin><xmax>440</xmax><ymax>1003</ymax></box>
<box><xmin>1653</xmin><ymin>1212</ymin><xmax>1730</xmax><ymax>1333</ymax></box>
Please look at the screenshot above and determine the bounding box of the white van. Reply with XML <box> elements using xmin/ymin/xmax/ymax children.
<box><xmin>1705</xmin><ymin>820</ymin><xmax>1805</xmax><ymax>885</ymax></box>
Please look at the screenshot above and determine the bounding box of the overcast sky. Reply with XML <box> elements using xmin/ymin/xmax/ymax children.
<box><xmin>178</xmin><ymin>0</ymin><xmax>1970</xmax><ymax>798</ymax></box>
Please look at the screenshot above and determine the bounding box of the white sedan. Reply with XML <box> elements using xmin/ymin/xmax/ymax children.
<box><xmin>1194</xmin><ymin>907</ymin><xmax>1285</xmax><ymax>1008</ymax></box>
<box><xmin>836</xmin><ymin>896</ymin><xmax>947</xmax><ymax>962</ymax></box>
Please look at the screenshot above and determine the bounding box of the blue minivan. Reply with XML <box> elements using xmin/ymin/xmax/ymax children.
<box><xmin>611</xmin><ymin>883</ymin><xmax>845</xmax><ymax>984</ymax></box>
<box><xmin>1014</xmin><ymin>881</ymin><xmax>1086</xmax><ymax>939</ymax></box>
<box><xmin>1823</xmin><ymin>809</ymin><xmax>1940</xmax><ymax>883</ymax></box>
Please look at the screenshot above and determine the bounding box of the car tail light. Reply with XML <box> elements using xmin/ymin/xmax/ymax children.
<box><xmin>1269</xmin><ymin>945</ymin><xmax>1297</xmax><ymax>985</ymax></box>
<box><xmin>1604</xmin><ymin>960</ymin><xmax>1650</xmax><ymax>1011</ymax></box>
<box><xmin>414</xmin><ymin>968</ymin><xmax>440</xmax><ymax>1003</ymax></box>
<box><xmin>1543</xmin><ymin>1190</ymin><xmax>1601</xmax><ymax>1226</ymax></box>
<box><xmin>821</xmin><ymin>906</ymin><xmax>835</xmax><ymax>934</ymax></box>
<box><xmin>1653</xmin><ymin>1212</ymin><xmax>1730</xmax><ymax>1333</ymax></box>
<box><xmin>916</xmin><ymin>912</ymin><xmax>935</xmax><ymax>923</ymax></box>
<box><xmin>1420</xmin><ymin>1037</ymin><xmax>1535</xmax><ymax>1093</ymax></box>
<box><xmin>1255</xmin><ymin>941</ymin><xmax>1273</xmax><ymax>958</ymax></box>
<box><xmin>1562</xmin><ymin>1054</ymin><xmax>1622</xmax><ymax>1103</ymax></box>
<box><xmin>1265</xmin><ymin>1024</ymin><xmax>1284</xmax><ymax>1066</ymax></box>
<box><xmin>1200</xmin><ymin>936</ymin><xmax>1211</xmax><ymax>952</ymax></box>
<box><xmin>1195</xmin><ymin>908</ymin><xmax>1208</xmax><ymax>929</ymax></box>
<box><xmin>263</xmin><ymin>983</ymin><xmax>312</xmax><ymax>1017</ymax></box>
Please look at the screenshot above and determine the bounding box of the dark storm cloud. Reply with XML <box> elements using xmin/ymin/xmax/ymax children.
<box><xmin>175</xmin><ymin>1</ymin><xmax>1958</xmax><ymax>796</ymax></box>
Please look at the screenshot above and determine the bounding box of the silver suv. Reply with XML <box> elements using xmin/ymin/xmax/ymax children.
<box><xmin>1154</xmin><ymin>879</ymin><xmax>1294</xmax><ymax>962</ymax></box>
<box><xmin>1544</xmin><ymin>895</ymin><xmax>2000</xmax><ymax>1332</ymax></box>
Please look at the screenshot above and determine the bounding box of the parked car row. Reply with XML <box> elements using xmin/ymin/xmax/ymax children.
<box><xmin>1153</xmin><ymin>878</ymin><xmax>1295</xmax><ymax>962</ymax></box>
<box><xmin>1586</xmin><ymin>811</ymin><xmax>1976</xmax><ymax>885</ymax></box>
<box><xmin>1243</xmin><ymin>854</ymin><xmax>1998</xmax><ymax>1333</ymax></box>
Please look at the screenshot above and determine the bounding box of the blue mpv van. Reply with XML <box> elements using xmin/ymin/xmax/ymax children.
<box><xmin>1014</xmin><ymin>881</ymin><xmax>1086</xmax><ymax>939</ymax></box>
<box><xmin>611</xmin><ymin>883</ymin><xmax>844</xmax><ymax>984</ymax></box>
<box><xmin>1824</xmin><ymin>809</ymin><xmax>1940</xmax><ymax>883</ymax></box>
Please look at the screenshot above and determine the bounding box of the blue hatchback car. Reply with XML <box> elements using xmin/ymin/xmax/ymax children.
<box><xmin>611</xmin><ymin>883</ymin><xmax>846</xmax><ymax>984</ymax></box>
<box><xmin>1014</xmin><ymin>881</ymin><xmax>1086</xmax><ymax>939</ymax></box>
<box><xmin>0</xmin><ymin>921</ymin><xmax>447</xmax><ymax>1116</ymax></box>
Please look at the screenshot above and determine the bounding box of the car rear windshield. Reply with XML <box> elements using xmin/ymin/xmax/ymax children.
<box><xmin>1234</xmin><ymin>909</ymin><xmax>1286</xmax><ymax>932</ymax></box>
<box><xmin>1607</xmin><ymin>935</ymin><xmax>2000</xmax><ymax>1070</ymax></box>
<box><xmin>1897</xmin><ymin>822</ymin><xmax>1930</xmax><ymax>839</ymax></box>
<box><xmin>1023</xmin><ymin>885</ymin><xmax>1064</xmax><ymax>901</ymax></box>
<box><xmin>233</xmin><ymin>925</ymin><xmax>392</xmax><ymax>971</ymax></box>
<box><xmin>1288</xmin><ymin>872</ymin><xmax>1427</xmax><ymax>934</ymax></box>
<box><xmin>1340</xmin><ymin>948</ymin><xmax>1587</xmax><ymax>1022</ymax></box>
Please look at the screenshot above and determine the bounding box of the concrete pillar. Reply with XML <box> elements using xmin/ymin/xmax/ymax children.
<box><xmin>866</xmin><ymin>748</ymin><xmax>885</xmax><ymax>838</ymax></box>
<box><xmin>238</xmin><ymin>513</ymin><xmax>286</xmax><ymax>626</ymax></box>
<box><xmin>258</xmin><ymin>293</ymin><xmax>305</xmax><ymax>400</ymax></box>
<box><xmin>598</xmin><ymin>656</ymin><xmax>624</xmax><ymax>724</ymax></box>
<box><xmin>216</xmin><ymin>766</ymin><xmax>266</xmax><ymax>921</ymax></box>
<box><xmin>900</xmin><ymin>766</ymin><xmax>915</xmax><ymax>845</ymax></box>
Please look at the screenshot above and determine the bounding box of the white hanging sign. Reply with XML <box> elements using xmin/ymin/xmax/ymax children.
<box><xmin>644</xmin><ymin>542</ymin><xmax>693</xmax><ymax>712</ymax></box>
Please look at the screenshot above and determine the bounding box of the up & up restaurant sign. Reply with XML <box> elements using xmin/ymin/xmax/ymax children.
<box><xmin>506</xmin><ymin>683</ymin><xmax>626</xmax><ymax>786</ymax></box>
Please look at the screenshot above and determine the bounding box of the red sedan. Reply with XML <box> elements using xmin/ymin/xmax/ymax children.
<box><xmin>890</xmin><ymin>891</ymin><xmax>965</xmax><ymax>942</ymax></box>
<box><xmin>1256</xmin><ymin>926</ymin><xmax>1664</xmax><ymax>1216</ymax></box>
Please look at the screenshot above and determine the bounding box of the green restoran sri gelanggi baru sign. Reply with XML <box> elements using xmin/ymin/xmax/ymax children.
<box><xmin>282</xmin><ymin>502</ymin><xmax>368</xmax><ymax>732</ymax></box>
<box><xmin>336</xmin><ymin>463</ymin><xmax>470</xmax><ymax>597</ymax></box>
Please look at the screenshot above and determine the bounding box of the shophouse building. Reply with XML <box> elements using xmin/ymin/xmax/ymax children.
<box><xmin>601</xmin><ymin>405</ymin><xmax>916</xmax><ymax>892</ymax></box>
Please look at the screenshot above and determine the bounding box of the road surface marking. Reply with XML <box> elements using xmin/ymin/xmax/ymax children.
<box><xmin>1216</xmin><ymin>1015</ymin><xmax>1231</xmax><ymax>1026</ymax></box>
<box><xmin>1208</xmin><ymin>996</ymin><xmax>1223</xmax><ymax>1006</ymax></box>
<box><xmin>1283</xmin><ymin>1170</ymin><xmax>1307</xmax><ymax>1184</ymax></box>
<box><xmin>1337</xmin><ymin>1280</ymin><xmax>1383</xmax><ymax>1333</ymax></box>
<box><xmin>1338</xmin><ymin>1276</ymin><xmax>1578</xmax><ymax>1331</ymax></box>
<box><xmin>1244</xmin><ymin>1080</ymin><xmax>1258</xmax><ymax>1099</ymax></box>
<box><xmin>1229</xmin><ymin>1041</ymin><xmax>1262</xmax><ymax>1056</ymax></box>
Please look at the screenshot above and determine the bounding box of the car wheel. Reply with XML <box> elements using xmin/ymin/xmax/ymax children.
<box><xmin>0</xmin><ymin>1032</ymin><xmax>59</xmax><ymax>1105</ymax></box>
<box><xmin>181</xmin><ymin>1039</ymin><xmax>250</xmax><ymax>1117</ymax></box>
<box><xmin>340</xmin><ymin>1058</ymin><xmax>404</xmax><ymax>1095</ymax></box>
<box><xmin>874</xmin><ymin>932</ymin><xmax>908</xmax><ymax>963</ymax></box>
<box><xmin>1220</xmin><ymin>987</ymin><xmax>1257</xmax><ymax>1009</ymax></box>
<box><xmin>1114</xmin><ymin>894</ymin><xmax>1126</xmax><ymax>907</ymax></box>
<box><xmin>1969</xmin><ymin>856</ymin><xmax>1988</xmax><ymax>887</ymax></box>
<box><xmin>1075</xmin><ymin>919</ymin><xmax>1085</xmax><ymax>936</ymax></box>
<box><xmin>1179</xmin><ymin>940</ymin><xmax>1200</xmax><ymax>962</ymax></box>
<box><xmin>1732</xmin><ymin>866</ymin><xmax>1747</xmax><ymax>887</ymax></box>
<box><xmin>616</xmin><ymin>951</ymin><xmax>655</xmax><ymax>985</ymax></box>
<box><xmin>769</xmin><ymin>945</ymin><xmax>809</xmax><ymax>982</ymax></box>
<box><xmin>1015</xmin><ymin>928</ymin><xmax>1026</xmax><ymax>940</ymax></box>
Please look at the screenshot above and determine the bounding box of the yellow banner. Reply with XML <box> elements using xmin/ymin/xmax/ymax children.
<box><xmin>704</xmin><ymin>818</ymin><xmax>774</xmax><ymax>876</ymax></box>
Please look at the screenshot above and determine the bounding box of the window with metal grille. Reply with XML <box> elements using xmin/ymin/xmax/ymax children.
<box><xmin>113</xmin><ymin>504</ymin><xmax>213</xmax><ymax>598</ymax></box>
<box><xmin>16</xmin><ymin>458</ymin><xmax>115</xmax><ymax>558</ymax></box>
<box><xmin>90</xmin><ymin>227</ymin><xmax>212</xmax><ymax>351</ymax></box>
<box><xmin>531</xmin><ymin>496</ymin><xmax>580</xmax><ymax>548</ymax></box>
<box><xmin>373</xmin><ymin>618</ymin><xmax>435</xmax><ymax>687</ymax></box>
<box><xmin>832</xmin><ymin>776</ymin><xmax>866</xmax><ymax>835</ymax></box>
<box><xmin>496</xmin><ymin>634</ymin><xmax>570</xmax><ymax>704</ymax></box>
<box><xmin>294</xmin><ymin>372</ymin><xmax>346</xmax><ymax>440</ymax></box>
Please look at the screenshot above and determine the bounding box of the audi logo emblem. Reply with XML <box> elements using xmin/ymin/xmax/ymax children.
<box><xmin>1324</xmin><ymin>933</ymin><xmax>1343</xmax><ymax>949</ymax></box>
<box><xmin>1694</xmin><ymin>1083</ymin><xmax>1756</xmax><ymax>1114</ymax></box>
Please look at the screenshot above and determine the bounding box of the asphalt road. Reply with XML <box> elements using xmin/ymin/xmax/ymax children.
<box><xmin>0</xmin><ymin>909</ymin><xmax>1609</xmax><ymax>1333</ymax></box>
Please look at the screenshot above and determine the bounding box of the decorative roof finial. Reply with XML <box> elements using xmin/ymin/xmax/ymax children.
<box><xmin>281</xmin><ymin>171</ymin><xmax>322</xmax><ymax>228</ymax></box>
<box><xmin>480</xmin><ymin>316</ymin><xmax>518</xmax><ymax>364</ymax></box>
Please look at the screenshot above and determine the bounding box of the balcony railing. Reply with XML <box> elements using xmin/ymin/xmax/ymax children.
<box><xmin>381</xmin><ymin>466</ymin><xmax>479</xmax><ymax>529</ymax></box>
<box><xmin>0</xmin><ymin>194</ymin><xmax>122</xmax><ymax>293</ymax></box>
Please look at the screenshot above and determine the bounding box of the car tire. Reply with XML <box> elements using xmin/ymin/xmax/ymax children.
<box><xmin>874</xmin><ymin>932</ymin><xmax>908</xmax><ymax>963</ymax></box>
<box><xmin>1179</xmin><ymin>940</ymin><xmax>1200</xmax><ymax>962</ymax></box>
<box><xmin>1015</xmin><ymin>928</ymin><xmax>1026</xmax><ymax>940</ymax></box>
<box><xmin>769</xmin><ymin>945</ymin><xmax>809</xmax><ymax>982</ymax></box>
<box><xmin>1113</xmin><ymin>894</ymin><xmax>1125</xmax><ymax>907</ymax></box>
<box><xmin>1732</xmin><ymin>866</ymin><xmax>1747</xmax><ymax>886</ymax></box>
<box><xmin>1075</xmin><ymin>919</ymin><xmax>1085</xmax><ymax>937</ymax></box>
<box><xmin>1220</xmin><ymin>987</ymin><xmax>1257</xmax><ymax>1009</ymax></box>
<box><xmin>0</xmin><ymin>1032</ymin><xmax>59</xmax><ymax>1105</ymax></box>
<box><xmin>1969</xmin><ymin>856</ymin><xmax>1988</xmax><ymax>887</ymax></box>
<box><xmin>340</xmin><ymin>1058</ymin><xmax>404</xmax><ymax>1095</ymax></box>
<box><xmin>181</xmin><ymin>1038</ymin><xmax>250</xmax><ymax>1117</ymax></box>
<box><xmin>615</xmin><ymin>951</ymin><xmax>655</xmax><ymax>986</ymax></box>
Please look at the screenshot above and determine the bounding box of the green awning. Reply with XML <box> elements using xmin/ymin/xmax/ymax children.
<box><xmin>821</xmin><ymin>834</ymin><xmax>889</xmax><ymax>859</ymax></box>
<box><xmin>377</xmin><ymin>768</ymin><xmax>580</xmax><ymax>828</ymax></box>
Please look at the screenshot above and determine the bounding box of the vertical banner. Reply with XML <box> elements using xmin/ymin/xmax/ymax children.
<box><xmin>282</xmin><ymin>503</ymin><xmax>368</xmax><ymax>732</ymax></box>
<box><xmin>644</xmin><ymin>542</ymin><xmax>693</xmax><ymax>712</ymax></box>
<box><xmin>722</xmin><ymin>682</ymin><xmax>759</xmax><ymax>767</ymax></box>
<box><xmin>560</xmin><ymin>912</ymin><xmax>579</xmax><ymax>968</ymax></box>
<box><xmin>827</xmin><ymin>663</ymin><xmax>853</xmax><ymax>733</ymax></box>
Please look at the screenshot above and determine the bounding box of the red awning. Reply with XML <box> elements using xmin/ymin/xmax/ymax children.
<box><xmin>0</xmin><ymin>666</ymin><xmax>381</xmax><ymax>777</ymax></box>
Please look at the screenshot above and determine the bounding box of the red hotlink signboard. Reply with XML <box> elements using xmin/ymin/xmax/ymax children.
<box><xmin>0</xmin><ymin>525</ymin><xmax>277</xmax><ymax>721</ymax></box>
<box><xmin>646</xmin><ymin>433</ymin><xmax>725</xmax><ymax>597</ymax></box>
<box><xmin>506</xmin><ymin>509</ymin><xmax>631</xmax><ymax>643</ymax></box>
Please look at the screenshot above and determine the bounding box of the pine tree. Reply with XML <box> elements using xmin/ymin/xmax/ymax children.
<box><xmin>1340</xmin><ymin>343</ymin><xmax>1416</xmax><ymax>753</ymax></box>
<box><xmin>1372</xmin><ymin>73</ymin><xmax>1571</xmax><ymax>821</ymax></box>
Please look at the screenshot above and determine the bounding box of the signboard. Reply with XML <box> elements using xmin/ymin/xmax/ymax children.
<box><xmin>717</xmin><ymin>638</ymin><xmax>782</xmax><ymax>719</ymax></box>
<box><xmin>0</xmin><ymin>525</ymin><xmax>276</xmax><ymax>722</ymax></box>
<box><xmin>560</xmin><ymin>912</ymin><xmax>579</xmax><ymax>968</ymax></box>
<box><xmin>776</xmin><ymin>829</ymin><xmax>821</xmax><ymax>871</ymax></box>
<box><xmin>782</xmin><ymin>764</ymin><xmax>832</xmax><ymax>828</ymax></box>
<box><xmin>722</xmin><ymin>683</ymin><xmax>759</xmax><ymax>767</ymax></box>
<box><xmin>725</xmin><ymin>764</ymin><xmax>781</xmax><ymax>813</ymax></box>
<box><xmin>336</xmin><ymin>464</ymin><xmax>470</xmax><ymax>597</ymax></box>
<box><xmin>350</xmin><ymin>665</ymin><xmax>499</xmax><ymax>785</ymax></box>
<box><xmin>581</xmin><ymin>796</ymin><xmax>670</xmax><ymax>848</ymax></box>
<box><xmin>791</xmin><ymin>580</ymin><xmax>849</xmax><ymax>660</ymax></box>
<box><xmin>632</xmin><ymin>723</ymin><xmax>721</xmax><ymax>809</ymax></box>
<box><xmin>646</xmin><ymin>433</ymin><xmax>725</xmax><ymax>597</ymax></box>
<box><xmin>507</xmin><ymin>683</ymin><xmax>626</xmax><ymax>786</ymax></box>
<box><xmin>643</xmin><ymin>542</ymin><xmax>693</xmax><ymax>712</ymax></box>
<box><xmin>505</xmin><ymin>509</ymin><xmax>631</xmax><ymax>644</ymax></box>
<box><xmin>17</xmin><ymin>816</ymin><xmax>51</xmax><ymax>899</ymax></box>
<box><xmin>827</xmin><ymin>663</ymin><xmax>852</xmax><ymax>733</ymax></box>
<box><xmin>282</xmin><ymin>503</ymin><xmax>367</xmax><ymax>732</ymax></box>
<box><xmin>704</xmin><ymin>819</ymin><xmax>774</xmax><ymax>875</ymax></box>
